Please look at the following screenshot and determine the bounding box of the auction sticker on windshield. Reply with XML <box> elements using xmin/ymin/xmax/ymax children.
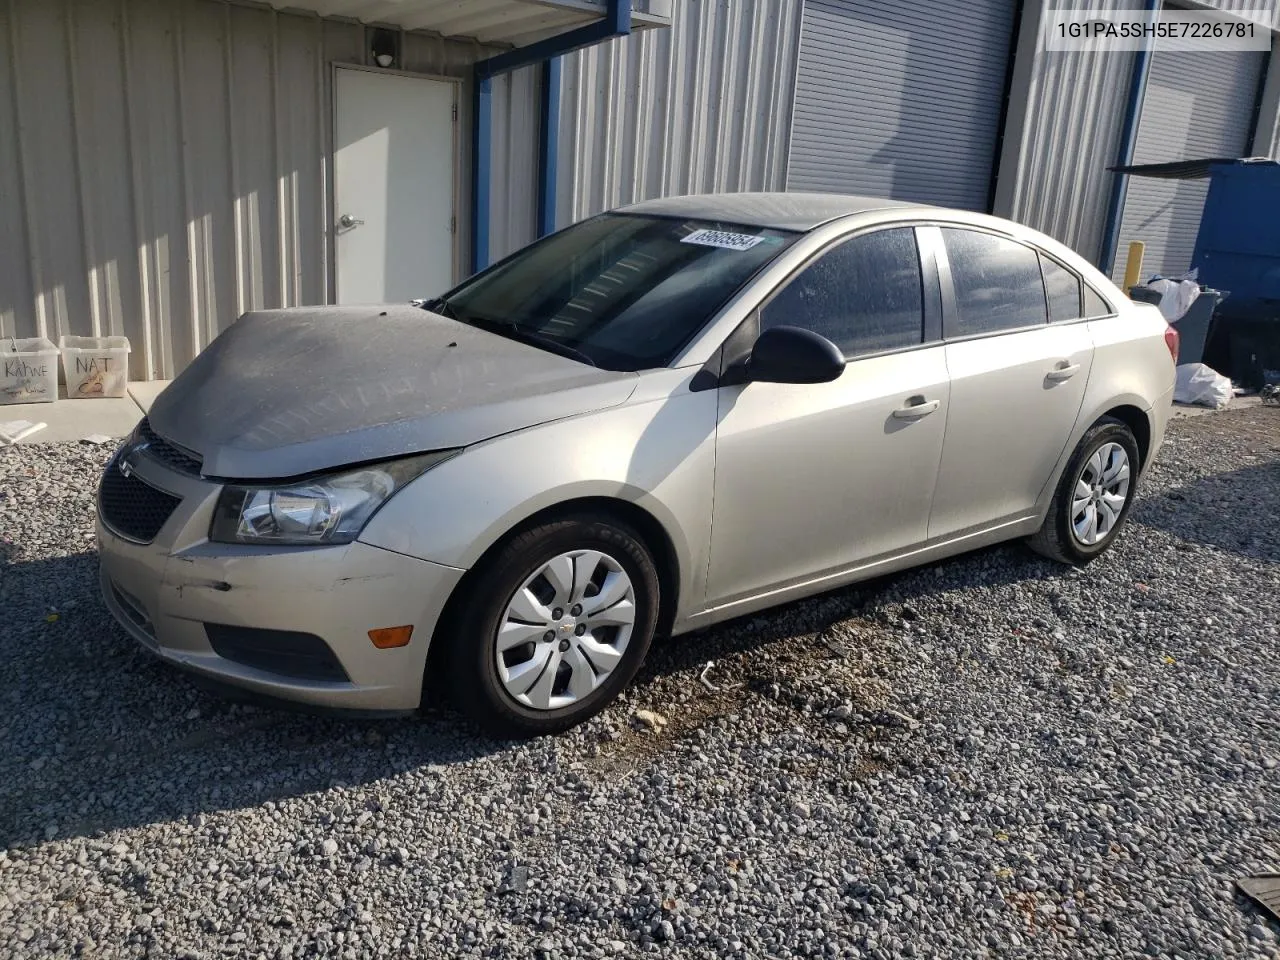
<box><xmin>681</xmin><ymin>229</ymin><xmax>765</xmax><ymax>251</ymax></box>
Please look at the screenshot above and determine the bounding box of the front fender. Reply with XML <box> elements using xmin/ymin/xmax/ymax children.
<box><xmin>359</xmin><ymin>386</ymin><xmax>719</xmax><ymax>620</ymax></box>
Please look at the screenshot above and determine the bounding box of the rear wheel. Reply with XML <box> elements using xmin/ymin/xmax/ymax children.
<box><xmin>444</xmin><ymin>513</ymin><xmax>660</xmax><ymax>737</ymax></box>
<box><xmin>1029</xmin><ymin>417</ymin><xmax>1141</xmax><ymax>565</ymax></box>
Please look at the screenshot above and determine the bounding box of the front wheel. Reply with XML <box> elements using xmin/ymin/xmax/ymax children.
<box><xmin>444</xmin><ymin>513</ymin><xmax>660</xmax><ymax>737</ymax></box>
<box><xmin>1028</xmin><ymin>417</ymin><xmax>1141</xmax><ymax>565</ymax></box>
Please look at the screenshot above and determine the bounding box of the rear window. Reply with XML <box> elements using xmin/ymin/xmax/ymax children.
<box><xmin>1084</xmin><ymin>284</ymin><xmax>1114</xmax><ymax>318</ymax></box>
<box><xmin>438</xmin><ymin>214</ymin><xmax>797</xmax><ymax>371</ymax></box>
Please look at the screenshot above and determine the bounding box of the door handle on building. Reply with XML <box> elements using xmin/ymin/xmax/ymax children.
<box><xmin>1046</xmin><ymin>361</ymin><xmax>1081</xmax><ymax>382</ymax></box>
<box><xmin>338</xmin><ymin>213</ymin><xmax>366</xmax><ymax>231</ymax></box>
<box><xmin>892</xmin><ymin>396</ymin><xmax>940</xmax><ymax>419</ymax></box>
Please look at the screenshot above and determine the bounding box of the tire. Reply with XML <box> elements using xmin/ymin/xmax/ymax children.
<box><xmin>1028</xmin><ymin>417</ymin><xmax>1142</xmax><ymax>565</ymax></box>
<box><xmin>443</xmin><ymin>512</ymin><xmax>661</xmax><ymax>737</ymax></box>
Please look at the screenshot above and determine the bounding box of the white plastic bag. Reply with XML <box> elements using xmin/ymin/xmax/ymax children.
<box><xmin>1145</xmin><ymin>270</ymin><xmax>1201</xmax><ymax>323</ymax></box>
<box><xmin>1174</xmin><ymin>363</ymin><xmax>1232</xmax><ymax>409</ymax></box>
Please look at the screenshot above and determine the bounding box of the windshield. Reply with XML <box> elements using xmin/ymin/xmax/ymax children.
<box><xmin>432</xmin><ymin>214</ymin><xmax>798</xmax><ymax>371</ymax></box>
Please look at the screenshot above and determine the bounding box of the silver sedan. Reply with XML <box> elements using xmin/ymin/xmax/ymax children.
<box><xmin>97</xmin><ymin>193</ymin><xmax>1177</xmax><ymax>736</ymax></box>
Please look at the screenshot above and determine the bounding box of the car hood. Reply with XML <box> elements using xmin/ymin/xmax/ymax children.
<box><xmin>146</xmin><ymin>305</ymin><xmax>639</xmax><ymax>479</ymax></box>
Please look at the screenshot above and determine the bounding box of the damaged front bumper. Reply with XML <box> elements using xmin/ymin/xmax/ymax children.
<box><xmin>96</xmin><ymin>446</ymin><xmax>464</xmax><ymax>713</ymax></box>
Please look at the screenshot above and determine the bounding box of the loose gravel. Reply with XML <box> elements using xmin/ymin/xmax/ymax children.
<box><xmin>1</xmin><ymin>406</ymin><xmax>1278</xmax><ymax>959</ymax></box>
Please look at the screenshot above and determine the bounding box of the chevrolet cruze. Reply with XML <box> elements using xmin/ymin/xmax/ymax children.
<box><xmin>97</xmin><ymin>193</ymin><xmax>1177</xmax><ymax>736</ymax></box>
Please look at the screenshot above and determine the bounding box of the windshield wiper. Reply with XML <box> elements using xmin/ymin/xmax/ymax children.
<box><xmin>418</xmin><ymin>297</ymin><xmax>457</xmax><ymax>320</ymax></box>
<box><xmin>512</xmin><ymin>329</ymin><xmax>598</xmax><ymax>368</ymax></box>
<box><xmin>457</xmin><ymin>314</ymin><xmax>598</xmax><ymax>367</ymax></box>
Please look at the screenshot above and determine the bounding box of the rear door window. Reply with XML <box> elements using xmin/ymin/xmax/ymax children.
<box><xmin>761</xmin><ymin>227</ymin><xmax>924</xmax><ymax>357</ymax></box>
<box><xmin>1083</xmin><ymin>284</ymin><xmax>1114</xmax><ymax>318</ymax></box>
<box><xmin>1041</xmin><ymin>255</ymin><xmax>1083</xmax><ymax>323</ymax></box>
<box><xmin>941</xmin><ymin>228</ymin><xmax>1048</xmax><ymax>337</ymax></box>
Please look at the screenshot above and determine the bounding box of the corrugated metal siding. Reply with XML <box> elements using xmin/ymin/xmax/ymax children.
<box><xmin>555</xmin><ymin>0</ymin><xmax>802</xmax><ymax>227</ymax></box>
<box><xmin>1196</xmin><ymin>0</ymin><xmax>1279</xmax><ymax>30</ymax></box>
<box><xmin>488</xmin><ymin>65</ymin><xmax>541</xmax><ymax>261</ymax></box>
<box><xmin>1008</xmin><ymin>43</ymin><xmax>1138</xmax><ymax>262</ymax></box>
<box><xmin>1114</xmin><ymin>44</ymin><xmax>1267</xmax><ymax>280</ymax></box>
<box><xmin>264</xmin><ymin>0</ymin><xmax>671</xmax><ymax>45</ymax></box>
<box><xmin>787</xmin><ymin>0</ymin><xmax>1016</xmax><ymax>210</ymax></box>
<box><xmin>0</xmin><ymin>0</ymin><xmax>536</xmax><ymax>379</ymax></box>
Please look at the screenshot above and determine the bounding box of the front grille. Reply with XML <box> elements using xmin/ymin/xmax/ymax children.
<box><xmin>205</xmin><ymin>624</ymin><xmax>350</xmax><ymax>683</ymax></box>
<box><xmin>98</xmin><ymin>467</ymin><xmax>182</xmax><ymax>543</ymax></box>
<box><xmin>136</xmin><ymin>418</ymin><xmax>203</xmax><ymax>476</ymax></box>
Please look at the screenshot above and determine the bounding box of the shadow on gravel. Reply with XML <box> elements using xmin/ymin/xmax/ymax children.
<box><xmin>1</xmin><ymin>540</ymin><xmax>1070</xmax><ymax>847</ymax></box>
<box><xmin>644</xmin><ymin>544</ymin><xmax>1070</xmax><ymax>674</ymax></box>
<box><xmin>1132</xmin><ymin>461</ymin><xmax>1280</xmax><ymax>564</ymax></box>
<box><xmin>0</xmin><ymin>553</ymin><xmax>517</xmax><ymax>848</ymax></box>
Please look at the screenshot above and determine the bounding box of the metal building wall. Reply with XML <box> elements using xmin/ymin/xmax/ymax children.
<box><xmin>555</xmin><ymin>0</ymin><xmax>803</xmax><ymax>226</ymax></box>
<box><xmin>787</xmin><ymin>0</ymin><xmax>1016</xmax><ymax>210</ymax></box>
<box><xmin>1185</xmin><ymin>1</ymin><xmax>1280</xmax><ymax>158</ymax></box>
<box><xmin>997</xmin><ymin>0</ymin><xmax>1280</xmax><ymax>264</ymax></box>
<box><xmin>1197</xmin><ymin>0</ymin><xmax>1280</xmax><ymax>29</ymax></box>
<box><xmin>1006</xmin><ymin>44</ymin><xmax>1138</xmax><ymax>262</ymax></box>
<box><xmin>488</xmin><ymin>65</ymin><xmax>541</xmax><ymax>261</ymax></box>
<box><xmin>0</xmin><ymin>0</ymin><xmax>538</xmax><ymax>380</ymax></box>
<box><xmin>1113</xmin><ymin>44</ymin><xmax>1268</xmax><ymax>279</ymax></box>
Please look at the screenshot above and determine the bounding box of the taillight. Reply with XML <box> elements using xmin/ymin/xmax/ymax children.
<box><xmin>1164</xmin><ymin>325</ymin><xmax>1180</xmax><ymax>363</ymax></box>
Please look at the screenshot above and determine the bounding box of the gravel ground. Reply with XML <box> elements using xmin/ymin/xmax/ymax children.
<box><xmin>2</xmin><ymin>406</ymin><xmax>1278</xmax><ymax>960</ymax></box>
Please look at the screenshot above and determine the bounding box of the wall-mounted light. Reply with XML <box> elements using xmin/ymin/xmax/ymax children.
<box><xmin>369</xmin><ymin>27</ymin><xmax>400</xmax><ymax>69</ymax></box>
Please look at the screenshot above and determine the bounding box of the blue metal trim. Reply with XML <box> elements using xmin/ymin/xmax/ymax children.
<box><xmin>470</xmin><ymin>0</ymin><xmax>631</xmax><ymax>271</ymax></box>
<box><xmin>475</xmin><ymin>5</ymin><xmax>631</xmax><ymax>80</ymax></box>
<box><xmin>605</xmin><ymin>0</ymin><xmax>630</xmax><ymax>34</ymax></box>
<box><xmin>471</xmin><ymin>74</ymin><xmax>493</xmax><ymax>272</ymax></box>
<box><xmin>537</xmin><ymin>57</ymin><xmax>562</xmax><ymax>238</ymax></box>
<box><xmin>1099</xmin><ymin>0</ymin><xmax>1158</xmax><ymax>276</ymax></box>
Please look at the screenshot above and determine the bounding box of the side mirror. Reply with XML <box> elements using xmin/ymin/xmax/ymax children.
<box><xmin>746</xmin><ymin>326</ymin><xmax>846</xmax><ymax>384</ymax></box>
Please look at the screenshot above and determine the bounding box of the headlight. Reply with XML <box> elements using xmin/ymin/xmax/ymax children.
<box><xmin>209</xmin><ymin>450</ymin><xmax>458</xmax><ymax>546</ymax></box>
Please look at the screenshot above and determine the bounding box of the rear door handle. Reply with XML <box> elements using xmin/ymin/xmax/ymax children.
<box><xmin>892</xmin><ymin>396</ymin><xmax>940</xmax><ymax>419</ymax></box>
<box><xmin>1046</xmin><ymin>361</ymin><xmax>1081</xmax><ymax>381</ymax></box>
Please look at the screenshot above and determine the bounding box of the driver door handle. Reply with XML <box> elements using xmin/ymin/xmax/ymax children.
<box><xmin>1046</xmin><ymin>361</ymin><xmax>1081</xmax><ymax>381</ymax></box>
<box><xmin>892</xmin><ymin>396</ymin><xmax>940</xmax><ymax>419</ymax></box>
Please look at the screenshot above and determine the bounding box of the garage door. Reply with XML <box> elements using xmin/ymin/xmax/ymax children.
<box><xmin>1114</xmin><ymin>45</ymin><xmax>1266</xmax><ymax>281</ymax></box>
<box><xmin>786</xmin><ymin>0</ymin><xmax>1016</xmax><ymax>210</ymax></box>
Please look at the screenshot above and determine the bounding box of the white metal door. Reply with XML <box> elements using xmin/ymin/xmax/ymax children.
<box><xmin>334</xmin><ymin>68</ymin><xmax>456</xmax><ymax>304</ymax></box>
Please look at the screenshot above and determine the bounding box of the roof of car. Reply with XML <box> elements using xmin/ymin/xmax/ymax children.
<box><xmin>616</xmin><ymin>192</ymin><xmax>926</xmax><ymax>231</ymax></box>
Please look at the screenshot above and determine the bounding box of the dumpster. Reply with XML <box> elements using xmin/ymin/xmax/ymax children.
<box><xmin>1111</xmin><ymin>157</ymin><xmax>1280</xmax><ymax>386</ymax></box>
<box><xmin>1203</xmin><ymin>301</ymin><xmax>1280</xmax><ymax>390</ymax></box>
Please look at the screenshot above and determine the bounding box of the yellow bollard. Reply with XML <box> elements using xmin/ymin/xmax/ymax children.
<box><xmin>1122</xmin><ymin>240</ymin><xmax>1146</xmax><ymax>292</ymax></box>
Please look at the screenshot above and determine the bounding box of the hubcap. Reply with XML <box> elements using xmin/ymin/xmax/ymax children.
<box><xmin>494</xmin><ymin>550</ymin><xmax>637</xmax><ymax>711</ymax></box>
<box><xmin>1071</xmin><ymin>441</ymin><xmax>1131</xmax><ymax>546</ymax></box>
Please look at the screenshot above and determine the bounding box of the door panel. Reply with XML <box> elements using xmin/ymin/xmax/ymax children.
<box><xmin>334</xmin><ymin>69</ymin><xmax>455</xmax><ymax>304</ymax></box>
<box><xmin>929</xmin><ymin>325</ymin><xmax>1093</xmax><ymax>539</ymax></box>
<box><xmin>706</xmin><ymin>347</ymin><xmax>949</xmax><ymax>607</ymax></box>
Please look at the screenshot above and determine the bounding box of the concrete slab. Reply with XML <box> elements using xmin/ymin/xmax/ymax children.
<box><xmin>127</xmin><ymin>379</ymin><xmax>172</xmax><ymax>413</ymax></box>
<box><xmin>0</xmin><ymin>383</ymin><xmax>143</xmax><ymax>444</ymax></box>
